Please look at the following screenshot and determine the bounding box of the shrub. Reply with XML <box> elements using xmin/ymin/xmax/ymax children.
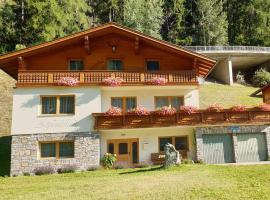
<box><xmin>254</xmin><ymin>103</ymin><xmax>270</xmax><ymax>111</ymax></box>
<box><xmin>206</xmin><ymin>103</ymin><xmax>224</xmax><ymax>112</ymax></box>
<box><xmin>23</xmin><ymin>172</ymin><xmax>30</xmax><ymax>176</ymax></box>
<box><xmin>195</xmin><ymin>159</ymin><xmax>204</xmax><ymax>164</ymax></box>
<box><xmin>127</xmin><ymin>106</ymin><xmax>150</xmax><ymax>115</ymax></box>
<box><xmin>136</xmin><ymin>163</ymin><xmax>150</xmax><ymax>168</ymax></box>
<box><xmin>101</xmin><ymin>153</ymin><xmax>117</xmax><ymax>169</ymax></box>
<box><xmin>150</xmin><ymin>77</ymin><xmax>168</xmax><ymax>85</ymax></box>
<box><xmin>87</xmin><ymin>166</ymin><xmax>100</xmax><ymax>171</ymax></box>
<box><xmin>56</xmin><ymin>77</ymin><xmax>79</xmax><ymax>86</ymax></box>
<box><xmin>230</xmin><ymin>105</ymin><xmax>247</xmax><ymax>112</ymax></box>
<box><xmin>235</xmin><ymin>71</ymin><xmax>246</xmax><ymax>85</ymax></box>
<box><xmin>155</xmin><ymin>106</ymin><xmax>176</xmax><ymax>116</ymax></box>
<box><xmin>252</xmin><ymin>68</ymin><xmax>270</xmax><ymax>87</ymax></box>
<box><xmin>103</xmin><ymin>77</ymin><xmax>124</xmax><ymax>87</ymax></box>
<box><xmin>57</xmin><ymin>164</ymin><xmax>77</xmax><ymax>174</ymax></box>
<box><xmin>182</xmin><ymin>159</ymin><xmax>194</xmax><ymax>164</ymax></box>
<box><xmin>105</xmin><ymin>106</ymin><xmax>122</xmax><ymax>116</ymax></box>
<box><xmin>33</xmin><ymin>166</ymin><xmax>55</xmax><ymax>175</ymax></box>
<box><xmin>180</xmin><ymin>105</ymin><xmax>198</xmax><ymax>114</ymax></box>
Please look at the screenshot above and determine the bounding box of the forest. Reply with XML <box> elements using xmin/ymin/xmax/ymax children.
<box><xmin>0</xmin><ymin>0</ymin><xmax>270</xmax><ymax>54</ymax></box>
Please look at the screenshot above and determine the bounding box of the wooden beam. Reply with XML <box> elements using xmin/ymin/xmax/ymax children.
<box><xmin>84</xmin><ymin>36</ymin><xmax>90</xmax><ymax>54</ymax></box>
<box><xmin>18</xmin><ymin>57</ymin><xmax>26</xmax><ymax>71</ymax></box>
<box><xmin>134</xmin><ymin>37</ymin><xmax>139</xmax><ymax>54</ymax></box>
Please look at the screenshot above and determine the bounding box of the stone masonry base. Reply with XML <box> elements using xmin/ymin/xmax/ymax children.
<box><xmin>10</xmin><ymin>132</ymin><xmax>100</xmax><ymax>176</ymax></box>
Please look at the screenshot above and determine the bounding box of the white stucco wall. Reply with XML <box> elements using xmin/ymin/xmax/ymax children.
<box><xmin>101</xmin><ymin>86</ymin><xmax>199</xmax><ymax>112</ymax></box>
<box><xmin>100</xmin><ymin>126</ymin><xmax>196</xmax><ymax>163</ymax></box>
<box><xmin>11</xmin><ymin>87</ymin><xmax>101</xmax><ymax>135</ymax></box>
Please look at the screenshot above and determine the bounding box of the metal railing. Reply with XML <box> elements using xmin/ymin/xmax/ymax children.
<box><xmin>185</xmin><ymin>46</ymin><xmax>270</xmax><ymax>52</ymax></box>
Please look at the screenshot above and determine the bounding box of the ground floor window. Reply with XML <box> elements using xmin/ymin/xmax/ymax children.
<box><xmin>159</xmin><ymin>136</ymin><xmax>188</xmax><ymax>152</ymax></box>
<box><xmin>40</xmin><ymin>141</ymin><xmax>74</xmax><ymax>159</ymax></box>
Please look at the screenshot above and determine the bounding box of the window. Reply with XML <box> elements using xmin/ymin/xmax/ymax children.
<box><xmin>69</xmin><ymin>60</ymin><xmax>84</xmax><ymax>71</ymax></box>
<box><xmin>108</xmin><ymin>60</ymin><xmax>123</xmax><ymax>70</ymax></box>
<box><xmin>41</xmin><ymin>95</ymin><xmax>75</xmax><ymax>115</ymax></box>
<box><xmin>159</xmin><ymin>136</ymin><xmax>188</xmax><ymax>152</ymax></box>
<box><xmin>146</xmin><ymin>60</ymin><xmax>159</xmax><ymax>71</ymax></box>
<box><xmin>155</xmin><ymin>96</ymin><xmax>184</xmax><ymax>110</ymax></box>
<box><xmin>119</xmin><ymin>143</ymin><xmax>128</xmax><ymax>154</ymax></box>
<box><xmin>108</xmin><ymin>143</ymin><xmax>114</xmax><ymax>154</ymax></box>
<box><xmin>111</xmin><ymin>97</ymin><xmax>136</xmax><ymax>112</ymax></box>
<box><xmin>40</xmin><ymin>141</ymin><xmax>74</xmax><ymax>158</ymax></box>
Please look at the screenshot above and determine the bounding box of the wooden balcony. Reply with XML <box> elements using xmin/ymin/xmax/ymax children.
<box><xmin>93</xmin><ymin>110</ymin><xmax>270</xmax><ymax>130</ymax></box>
<box><xmin>17</xmin><ymin>70</ymin><xmax>197</xmax><ymax>86</ymax></box>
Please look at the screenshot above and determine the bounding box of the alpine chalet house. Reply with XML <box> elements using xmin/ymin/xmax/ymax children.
<box><xmin>0</xmin><ymin>23</ymin><xmax>270</xmax><ymax>176</ymax></box>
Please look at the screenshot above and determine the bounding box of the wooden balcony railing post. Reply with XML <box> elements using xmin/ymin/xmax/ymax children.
<box><xmin>79</xmin><ymin>73</ymin><xmax>85</xmax><ymax>83</ymax></box>
<box><xmin>140</xmin><ymin>73</ymin><xmax>145</xmax><ymax>82</ymax></box>
<box><xmin>168</xmin><ymin>74</ymin><xmax>173</xmax><ymax>82</ymax></box>
<box><xmin>48</xmin><ymin>73</ymin><xmax>53</xmax><ymax>83</ymax></box>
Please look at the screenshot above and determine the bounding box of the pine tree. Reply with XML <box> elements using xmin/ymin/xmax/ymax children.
<box><xmin>123</xmin><ymin>0</ymin><xmax>164</xmax><ymax>38</ymax></box>
<box><xmin>195</xmin><ymin>0</ymin><xmax>228</xmax><ymax>45</ymax></box>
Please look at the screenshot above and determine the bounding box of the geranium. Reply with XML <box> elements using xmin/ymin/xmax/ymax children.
<box><xmin>127</xmin><ymin>106</ymin><xmax>150</xmax><ymax>116</ymax></box>
<box><xmin>155</xmin><ymin>106</ymin><xmax>176</xmax><ymax>116</ymax></box>
<box><xmin>254</xmin><ymin>103</ymin><xmax>270</xmax><ymax>111</ymax></box>
<box><xmin>56</xmin><ymin>77</ymin><xmax>79</xmax><ymax>86</ymax></box>
<box><xmin>206</xmin><ymin>103</ymin><xmax>224</xmax><ymax>112</ymax></box>
<box><xmin>180</xmin><ymin>105</ymin><xmax>198</xmax><ymax>114</ymax></box>
<box><xmin>105</xmin><ymin>106</ymin><xmax>122</xmax><ymax>116</ymax></box>
<box><xmin>230</xmin><ymin>105</ymin><xmax>247</xmax><ymax>112</ymax></box>
<box><xmin>150</xmin><ymin>77</ymin><xmax>168</xmax><ymax>85</ymax></box>
<box><xmin>103</xmin><ymin>77</ymin><xmax>124</xmax><ymax>87</ymax></box>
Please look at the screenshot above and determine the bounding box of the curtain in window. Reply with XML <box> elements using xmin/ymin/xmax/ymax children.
<box><xmin>42</xmin><ymin>97</ymin><xmax>57</xmax><ymax>114</ymax></box>
<box><xmin>41</xmin><ymin>143</ymin><xmax>56</xmax><ymax>157</ymax></box>
<box><xmin>171</xmin><ymin>97</ymin><xmax>183</xmax><ymax>110</ymax></box>
<box><xmin>60</xmin><ymin>96</ymin><xmax>74</xmax><ymax>114</ymax></box>
<box><xmin>108</xmin><ymin>60</ymin><xmax>122</xmax><ymax>70</ymax></box>
<box><xmin>111</xmin><ymin>98</ymin><xmax>123</xmax><ymax>109</ymax></box>
<box><xmin>155</xmin><ymin>97</ymin><xmax>169</xmax><ymax>108</ymax></box>
<box><xmin>126</xmin><ymin>97</ymin><xmax>136</xmax><ymax>111</ymax></box>
<box><xmin>147</xmin><ymin>61</ymin><xmax>159</xmax><ymax>71</ymax></box>
<box><xmin>69</xmin><ymin>60</ymin><xmax>84</xmax><ymax>70</ymax></box>
<box><xmin>159</xmin><ymin>137</ymin><xmax>172</xmax><ymax>151</ymax></box>
<box><xmin>59</xmin><ymin>142</ymin><xmax>74</xmax><ymax>157</ymax></box>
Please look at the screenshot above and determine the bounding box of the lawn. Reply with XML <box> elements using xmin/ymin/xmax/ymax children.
<box><xmin>0</xmin><ymin>165</ymin><xmax>270</xmax><ymax>200</ymax></box>
<box><xmin>200</xmin><ymin>83</ymin><xmax>262</xmax><ymax>108</ymax></box>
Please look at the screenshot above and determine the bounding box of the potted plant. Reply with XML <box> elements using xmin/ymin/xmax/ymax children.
<box><xmin>103</xmin><ymin>77</ymin><xmax>124</xmax><ymax>87</ymax></box>
<box><xmin>179</xmin><ymin>105</ymin><xmax>201</xmax><ymax>124</ymax></box>
<box><xmin>150</xmin><ymin>77</ymin><xmax>168</xmax><ymax>85</ymax></box>
<box><xmin>203</xmin><ymin>103</ymin><xmax>226</xmax><ymax>123</ymax></box>
<box><xmin>126</xmin><ymin>106</ymin><xmax>151</xmax><ymax>127</ymax></box>
<box><xmin>56</xmin><ymin>77</ymin><xmax>79</xmax><ymax>86</ymax></box>
<box><xmin>105</xmin><ymin>106</ymin><xmax>122</xmax><ymax>116</ymax></box>
<box><xmin>228</xmin><ymin>104</ymin><xmax>248</xmax><ymax>121</ymax></box>
<box><xmin>127</xmin><ymin>106</ymin><xmax>150</xmax><ymax>116</ymax></box>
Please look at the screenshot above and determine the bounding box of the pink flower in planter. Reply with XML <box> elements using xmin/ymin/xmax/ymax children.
<box><xmin>127</xmin><ymin>106</ymin><xmax>150</xmax><ymax>116</ymax></box>
<box><xmin>230</xmin><ymin>105</ymin><xmax>247</xmax><ymax>112</ymax></box>
<box><xmin>206</xmin><ymin>103</ymin><xmax>224</xmax><ymax>112</ymax></box>
<box><xmin>180</xmin><ymin>105</ymin><xmax>198</xmax><ymax>115</ymax></box>
<box><xmin>155</xmin><ymin>106</ymin><xmax>176</xmax><ymax>116</ymax></box>
<box><xmin>150</xmin><ymin>77</ymin><xmax>168</xmax><ymax>85</ymax></box>
<box><xmin>105</xmin><ymin>106</ymin><xmax>122</xmax><ymax>116</ymax></box>
<box><xmin>103</xmin><ymin>77</ymin><xmax>124</xmax><ymax>87</ymax></box>
<box><xmin>56</xmin><ymin>77</ymin><xmax>79</xmax><ymax>86</ymax></box>
<box><xmin>254</xmin><ymin>103</ymin><xmax>270</xmax><ymax>111</ymax></box>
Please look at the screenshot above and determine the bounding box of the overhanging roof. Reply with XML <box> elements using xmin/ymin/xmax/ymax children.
<box><xmin>0</xmin><ymin>22</ymin><xmax>217</xmax><ymax>79</ymax></box>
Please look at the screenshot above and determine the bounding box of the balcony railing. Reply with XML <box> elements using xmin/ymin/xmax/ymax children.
<box><xmin>185</xmin><ymin>46</ymin><xmax>270</xmax><ymax>53</ymax></box>
<box><xmin>17</xmin><ymin>70</ymin><xmax>197</xmax><ymax>86</ymax></box>
<box><xmin>93</xmin><ymin>110</ymin><xmax>270</xmax><ymax>130</ymax></box>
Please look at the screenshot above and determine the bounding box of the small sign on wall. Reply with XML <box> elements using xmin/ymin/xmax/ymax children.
<box><xmin>142</xmin><ymin>139</ymin><xmax>150</xmax><ymax>150</ymax></box>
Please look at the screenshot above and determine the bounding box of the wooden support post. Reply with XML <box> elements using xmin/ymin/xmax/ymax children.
<box><xmin>168</xmin><ymin>74</ymin><xmax>173</xmax><ymax>82</ymax></box>
<box><xmin>134</xmin><ymin>37</ymin><xmax>139</xmax><ymax>54</ymax></box>
<box><xmin>48</xmin><ymin>73</ymin><xmax>53</xmax><ymax>83</ymax></box>
<box><xmin>79</xmin><ymin>73</ymin><xmax>85</xmax><ymax>83</ymax></box>
<box><xmin>140</xmin><ymin>73</ymin><xmax>145</xmax><ymax>82</ymax></box>
<box><xmin>84</xmin><ymin>36</ymin><xmax>90</xmax><ymax>54</ymax></box>
<box><xmin>18</xmin><ymin>57</ymin><xmax>26</xmax><ymax>71</ymax></box>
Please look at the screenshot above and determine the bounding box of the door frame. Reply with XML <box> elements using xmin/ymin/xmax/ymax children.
<box><xmin>107</xmin><ymin>138</ymin><xmax>139</xmax><ymax>165</ymax></box>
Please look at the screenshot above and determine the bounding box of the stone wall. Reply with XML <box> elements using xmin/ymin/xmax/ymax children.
<box><xmin>195</xmin><ymin>125</ymin><xmax>270</xmax><ymax>162</ymax></box>
<box><xmin>10</xmin><ymin>132</ymin><xmax>100</xmax><ymax>176</ymax></box>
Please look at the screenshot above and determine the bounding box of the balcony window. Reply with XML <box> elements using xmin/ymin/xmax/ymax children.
<box><xmin>41</xmin><ymin>95</ymin><xmax>75</xmax><ymax>115</ymax></box>
<box><xmin>108</xmin><ymin>60</ymin><xmax>123</xmax><ymax>71</ymax></box>
<box><xmin>111</xmin><ymin>97</ymin><xmax>136</xmax><ymax>112</ymax></box>
<box><xmin>146</xmin><ymin>60</ymin><xmax>159</xmax><ymax>71</ymax></box>
<box><xmin>40</xmin><ymin>141</ymin><xmax>74</xmax><ymax>159</ymax></box>
<box><xmin>69</xmin><ymin>60</ymin><xmax>84</xmax><ymax>71</ymax></box>
<box><xmin>155</xmin><ymin>96</ymin><xmax>184</xmax><ymax>110</ymax></box>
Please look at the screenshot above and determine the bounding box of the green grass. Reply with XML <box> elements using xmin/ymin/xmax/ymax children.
<box><xmin>200</xmin><ymin>83</ymin><xmax>262</xmax><ymax>108</ymax></box>
<box><xmin>0</xmin><ymin>136</ymin><xmax>11</xmax><ymax>176</ymax></box>
<box><xmin>0</xmin><ymin>165</ymin><xmax>270</xmax><ymax>200</ymax></box>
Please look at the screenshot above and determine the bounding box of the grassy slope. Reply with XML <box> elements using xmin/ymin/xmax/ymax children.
<box><xmin>199</xmin><ymin>83</ymin><xmax>262</xmax><ymax>108</ymax></box>
<box><xmin>0</xmin><ymin>70</ymin><xmax>15</xmax><ymax>136</ymax></box>
<box><xmin>0</xmin><ymin>165</ymin><xmax>270</xmax><ymax>200</ymax></box>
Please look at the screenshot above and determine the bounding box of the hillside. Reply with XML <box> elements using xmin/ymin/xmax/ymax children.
<box><xmin>0</xmin><ymin>72</ymin><xmax>263</xmax><ymax>135</ymax></box>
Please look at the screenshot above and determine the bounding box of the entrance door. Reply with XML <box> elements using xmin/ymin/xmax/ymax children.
<box><xmin>107</xmin><ymin>138</ymin><xmax>139</xmax><ymax>166</ymax></box>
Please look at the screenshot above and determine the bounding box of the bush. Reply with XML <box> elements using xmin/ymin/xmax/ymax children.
<box><xmin>23</xmin><ymin>172</ymin><xmax>30</xmax><ymax>176</ymax></box>
<box><xmin>230</xmin><ymin>105</ymin><xmax>247</xmax><ymax>112</ymax></box>
<box><xmin>136</xmin><ymin>163</ymin><xmax>150</xmax><ymax>168</ymax></box>
<box><xmin>182</xmin><ymin>159</ymin><xmax>194</xmax><ymax>164</ymax></box>
<box><xmin>252</xmin><ymin>68</ymin><xmax>270</xmax><ymax>87</ymax></box>
<box><xmin>101</xmin><ymin>153</ymin><xmax>117</xmax><ymax>169</ymax></box>
<box><xmin>33</xmin><ymin>166</ymin><xmax>55</xmax><ymax>175</ymax></box>
<box><xmin>87</xmin><ymin>166</ymin><xmax>100</xmax><ymax>171</ymax></box>
<box><xmin>195</xmin><ymin>159</ymin><xmax>204</xmax><ymax>164</ymax></box>
<box><xmin>57</xmin><ymin>164</ymin><xmax>77</xmax><ymax>174</ymax></box>
<box><xmin>235</xmin><ymin>71</ymin><xmax>246</xmax><ymax>85</ymax></box>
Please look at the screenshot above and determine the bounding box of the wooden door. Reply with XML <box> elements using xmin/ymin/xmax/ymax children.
<box><xmin>107</xmin><ymin>138</ymin><xmax>139</xmax><ymax>166</ymax></box>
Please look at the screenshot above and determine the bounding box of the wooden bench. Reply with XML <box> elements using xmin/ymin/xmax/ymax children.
<box><xmin>151</xmin><ymin>151</ymin><xmax>188</xmax><ymax>165</ymax></box>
